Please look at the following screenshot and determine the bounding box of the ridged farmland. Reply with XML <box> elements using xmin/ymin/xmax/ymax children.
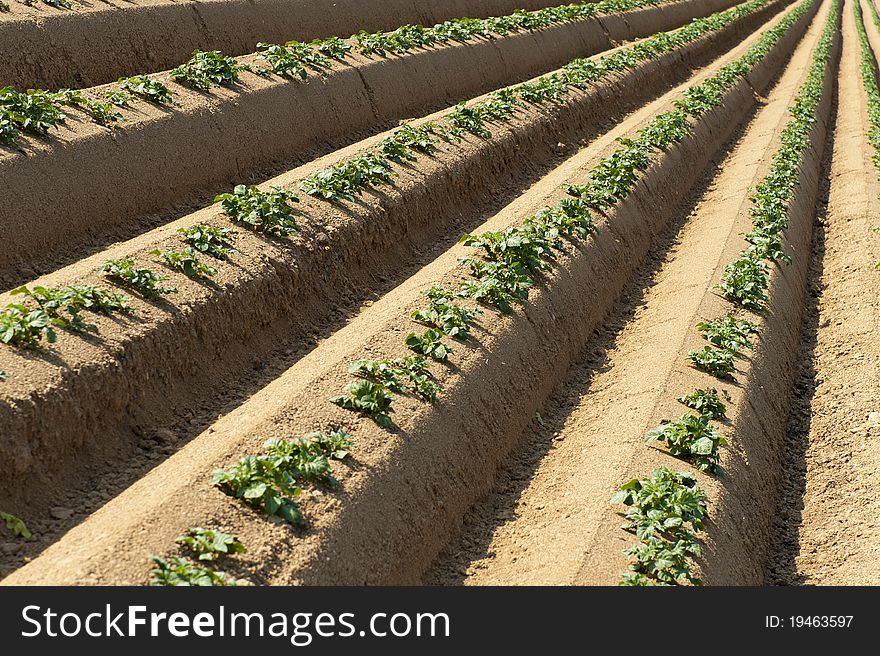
<box><xmin>0</xmin><ymin>0</ymin><xmax>877</xmax><ymax>587</ymax></box>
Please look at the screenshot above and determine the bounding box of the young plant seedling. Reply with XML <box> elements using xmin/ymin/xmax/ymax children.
<box><xmin>170</xmin><ymin>50</ymin><xmax>244</xmax><ymax>90</ymax></box>
<box><xmin>178</xmin><ymin>224</ymin><xmax>238</xmax><ymax>260</ymax></box>
<box><xmin>644</xmin><ymin>414</ymin><xmax>727</xmax><ymax>473</ymax></box>
<box><xmin>676</xmin><ymin>388</ymin><xmax>726</xmax><ymax>420</ymax></box>
<box><xmin>611</xmin><ymin>467</ymin><xmax>708</xmax><ymax>542</ymax></box>
<box><xmin>215</xmin><ymin>185</ymin><xmax>299</xmax><ymax>237</ymax></box>
<box><xmin>118</xmin><ymin>75</ymin><xmax>173</xmax><ymax>104</ymax></box>
<box><xmin>696</xmin><ymin>315</ymin><xmax>760</xmax><ymax>352</ymax></box>
<box><xmin>0</xmin><ymin>304</ymin><xmax>60</xmax><ymax>347</ymax></box>
<box><xmin>405</xmin><ymin>328</ymin><xmax>452</xmax><ymax>361</ymax></box>
<box><xmin>688</xmin><ymin>345</ymin><xmax>735</xmax><ymax>378</ymax></box>
<box><xmin>175</xmin><ymin>528</ymin><xmax>245</xmax><ymax>561</ymax></box>
<box><xmin>99</xmin><ymin>259</ymin><xmax>177</xmax><ymax>297</ymax></box>
<box><xmin>300</xmin><ymin>154</ymin><xmax>394</xmax><ymax>202</ymax></box>
<box><xmin>411</xmin><ymin>285</ymin><xmax>481</xmax><ymax>339</ymax></box>
<box><xmin>330</xmin><ymin>380</ymin><xmax>395</xmax><ymax>428</ymax></box>
<box><xmin>150</xmin><ymin>248</ymin><xmax>217</xmax><ymax>279</ymax></box>
<box><xmin>106</xmin><ymin>90</ymin><xmax>134</xmax><ymax>107</ymax></box>
<box><xmin>149</xmin><ymin>556</ymin><xmax>248</xmax><ymax>586</ymax></box>
<box><xmin>716</xmin><ymin>256</ymin><xmax>769</xmax><ymax>312</ymax></box>
<box><xmin>299</xmin><ymin>429</ymin><xmax>353</xmax><ymax>461</ymax></box>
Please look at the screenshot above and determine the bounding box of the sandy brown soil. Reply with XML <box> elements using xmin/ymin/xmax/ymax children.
<box><xmin>767</xmin><ymin>0</ymin><xmax>880</xmax><ymax>585</ymax></box>
<box><xmin>1</xmin><ymin>0</ymin><xmax>820</xmax><ymax>585</ymax></box>
<box><xmin>0</xmin><ymin>0</ymin><xmax>788</xmax><ymax>574</ymax></box>
<box><xmin>0</xmin><ymin>0</ymin><xmax>565</xmax><ymax>90</ymax></box>
<box><xmin>0</xmin><ymin>0</ymin><xmax>744</xmax><ymax>290</ymax></box>
<box><xmin>430</xmin><ymin>0</ymin><xmax>835</xmax><ymax>585</ymax></box>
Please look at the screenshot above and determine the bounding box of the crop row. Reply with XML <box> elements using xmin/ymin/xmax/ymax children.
<box><xmin>0</xmin><ymin>0</ymin><xmax>674</xmax><ymax>147</ymax></box>
<box><xmin>614</xmin><ymin>0</ymin><xmax>837</xmax><ymax>586</ymax></box>
<box><xmin>113</xmin><ymin>0</ymin><xmax>790</xmax><ymax>584</ymax></box>
<box><xmin>0</xmin><ymin>0</ymin><xmax>775</xmax><ymax>354</ymax></box>
<box><xmin>0</xmin><ymin>0</ymin><xmax>787</xmax><ymax>579</ymax></box>
<box><xmin>319</xmin><ymin>0</ymin><xmax>819</xmax><ymax>586</ymax></box>
<box><xmin>0</xmin><ymin>0</ymin><xmax>70</xmax><ymax>12</ymax></box>
<box><xmin>856</xmin><ymin>0</ymin><xmax>880</xmax><ymax>167</ymax></box>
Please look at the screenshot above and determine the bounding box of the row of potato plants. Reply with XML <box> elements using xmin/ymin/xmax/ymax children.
<box><xmin>619</xmin><ymin>0</ymin><xmax>837</xmax><ymax>585</ymax></box>
<box><xmin>857</xmin><ymin>0</ymin><xmax>880</xmax><ymax>267</ymax></box>
<box><xmin>0</xmin><ymin>0</ymin><xmax>777</xmax><ymax>575</ymax></box>
<box><xmin>0</xmin><ymin>0</ymin><xmax>71</xmax><ymax>12</ymax></box>
<box><xmin>324</xmin><ymin>0</ymin><xmax>820</xmax><ymax>587</ymax></box>
<box><xmin>0</xmin><ymin>0</ymin><xmax>771</xmax><ymax>352</ymax></box>
<box><xmin>141</xmin><ymin>0</ymin><xmax>782</xmax><ymax>584</ymax></box>
<box><xmin>0</xmin><ymin>0</ymin><xmax>777</xmax><ymax>578</ymax></box>
<box><xmin>858</xmin><ymin>0</ymin><xmax>880</xmax><ymax>168</ymax></box>
<box><xmin>0</xmin><ymin>0</ymin><xmax>674</xmax><ymax>145</ymax></box>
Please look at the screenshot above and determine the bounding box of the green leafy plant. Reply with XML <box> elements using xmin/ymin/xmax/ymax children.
<box><xmin>300</xmin><ymin>154</ymin><xmax>394</xmax><ymax>202</ymax></box>
<box><xmin>106</xmin><ymin>90</ymin><xmax>134</xmax><ymax>107</ymax></box>
<box><xmin>178</xmin><ymin>224</ymin><xmax>238</xmax><ymax>260</ymax></box>
<box><xmin>149</xmin><ymin>556</ymin><xmax>248</xmax><ymax>586</ymax></box>
<box><xmin>612</xmin><ymin>467</ymin><xmax>707</xmax><ymax>585</ymax></box>
<box><xmin>215</xmin><ymin>185</ymin><xmax>299</xmax><ymax>237</ymax></box>
<box><xmin>212</xmin><ymin>435</ymin><xmax>336</xmax><ymax>525</ymax></box>
<box><xmin>716</xmin><ymin>256</ymin><xmax>769</xmax><ymax>311</ymax></box>
<box><xmin>349</xmin><ymin>355</ymin><xmax>442</xmax><ymax>401</ymax></box>
<box><xmin>0</xmin><ymin>86</ymin><xmax>67</xmax><ymax>143</ymax></box>
<box><xmin>99</xmin><ymin>258</ymin><xmax>177</xmax><ymax>297</ymax></box>
<box><xmin>621</xmin><ymin>536</ymin><xmax>702</xmax><ymax>586</ymax></box>
<box><xmin>55</xmin><ymin>89</ymin><xmax>124</xmax><ymax>126</ymax></box>
<box><xmin>391</xmin><ymin>123</ymin><xmax>439</xmax><ymax>155</ymax></box>
<box><xmin>644</xmin><ymin>414</ymin><xmax>727</xmax><ymax>473</ymax></box>
<box><xmin>0</xmin><ymin>304</ymin><xmax>60</xmax><ymax>346</ymax></box>
<box><xmin>11</xmin><ymin>284</ymin><xmax>128</xmax><ymax>334</ymax></box>
<box><xmin>118</xmin><ymin>75</ymin><xmax>173</xmax><ymax>104</ymax></box>
<box><xmin>311</xmin><ymin>36</ymin><xmax>352</xmax><ymax>60</ymax></box>
<box><xmin>405</xmin><ymin>328</ymin><xmax>452</xmax><ymax>361</ymax></box>
<box><xmin>612</xmin><ymin>467</ymin><xmax>708</xmax><ymax>541</ymax></box>
<box><xmin>299</xmin><ymin>429</ymin><xmax>353</xmax><ymax>460</ymax></box>
<box><xmin>459</xmin><ymin>259</ymin><xmax>533</xmax><ymax>311</ymax></box>
<box><xmin>0</xmin><ymin>371</ymin><xmax>8</xmax><ymax>381</ymax></box>
<box><xmin>688</xmin><ymin>345</ymin><xmax>735</xmax><ymax>378</ymax></box>
<box><xmin>677</xmin><ymin>388</ymin><xmax>726</xmax><ymax>419</ymax></box>
<box><xmin>0</xmin><ymin>511</ymin><xmax>32</xmax><ymax>540</ymax></box>
<box><xmin>330</xmin><ymin>380</ymin><xmax>395</xmax><ymax>427</ymax></box>
<box><xmin>176</xmin><ymin>528</ymin><xmax>245</xmax><ymax>561</ymax></box>
<box><xmin>170</xmin><ymin>50</ymin><xmax>244</xmax><ymax>90</ymax></box>
<box><xmin>43</xmin><ymin>0</ymin><xmax>71</xmax><ymax>8</ymax></box>
<box><xmin>150</xmin><ymin>248</ymin><xmax>217</xmax><ymax>279</ymax></box>
<box><xmin>411</xmin><ymin>286</ymin><xmax>481</xmax><ymax>339</ymax></box>
<box><xmin>696</xmin><ymin>315</ymin><xmax>760</xmax><ymax>352</ymax></box>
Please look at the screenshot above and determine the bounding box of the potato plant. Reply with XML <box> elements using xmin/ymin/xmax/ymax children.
<box><xmin>212</xmin><ymin>437</ymin><xmax>336</xmax><ymax>525</ymax></box>
<box><xmin>175</xmin><ymin>528</ymin><xmax>245</xmax><ymax>562</ymax></box>
<box><xmin>330</xmin><ymin>380</ymin><xmax>395</xmax><ymax>427</ymax></box>
<box><xmin>645</xmin><ymin>414</ymin><xmax>727</xmax><ymax>473</ymax></box>
<box><xmin>612</xmin><ymin>467</ymin><xmax>707</xmax><ymax>585</ymax></box>
<box><xmin>412</xmin><ymin>285</ymin><xmax>481</xmax><ymax>339</ymax></box>
<box><xmin>149</xmin><ymin>556</ymin><xmax>249</xmax><ymax>586</ymax></box>
<box><xmin>118</xmin><ymin>75</ymin><xmax>173</xmax><ymax>104</ymax></box>
<box><xmin>178</xmin><ymin>225</ymin><xmax>238</xmax><ymax>260</ymax></box>
<box><xmin>99</xmin><ymin>258</ymin><xmax>177</xmax><ymax>297</ymax></box>
<box><xmin>405</xmin><ymin>328</ymin><xmax>452</xmax><ymax>361</ymax></box>
<box><xmin>0</xmin><ymin>304</ymin><xmax>59</xmax><ymax>347</ymax></box>
<box><xmin>170</xmin><ymin>50</ymin><xmax>244</xmax><ymax>90</ymax></box>
<box><xmin>150</xmin><ymin>248</ymin><xmax>217</xmax><ymax>279</ymax></box>
<box><xmin>676</xmin><ymin>388</ymin><xmax>726</xmax><ymax>420</ymax></box>
<box><xmin>215</xmin><ymin>185</ymin><xmax>299</xmax><ymax>237</ymax></box>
